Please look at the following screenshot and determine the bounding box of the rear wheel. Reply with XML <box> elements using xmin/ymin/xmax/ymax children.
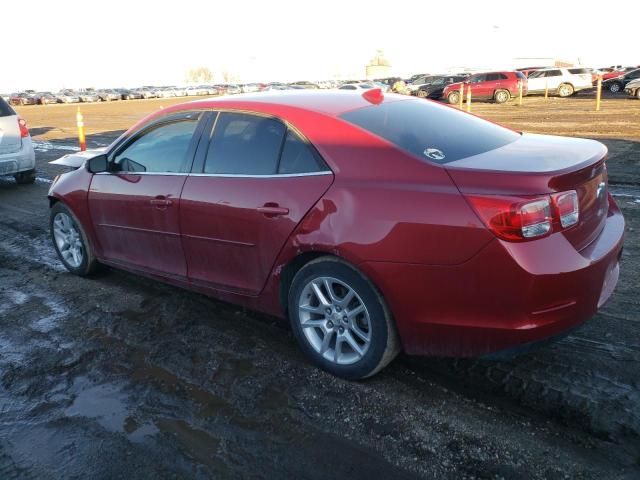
<box><xmin>557</xmin><ymin>83</ymin><xmax>574</xmax><ymax>97</ymax></box>
<box><xmin>447</xmin><ymin>91</ymin><xmax>461</xmax><ymax>105</ymax></box>
<box><xmin>14</xmin><ymin>169</ymin><xmax>36</xmax><ymax>185</ymax></box>
<box><xmin>288</xmin><ymin>257</ymin><xmax>400</xmax><ymax>380</ymax></box>
<box><xmin>494</xmin><ymin>89</ymin><xmax>510</xmax><ymax>104</ymax></box>
<box><xmin>50</xmin><ymin>202</ymin><xmax>99</xmax><ymax>276</ymax></box>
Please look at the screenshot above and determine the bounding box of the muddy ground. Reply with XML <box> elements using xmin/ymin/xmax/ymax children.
<box><xmin>1</xmin><ymin>96</ymin><xmax>639</xmax><ymax>479</ymax></box>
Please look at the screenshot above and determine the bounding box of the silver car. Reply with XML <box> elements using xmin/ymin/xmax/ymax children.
<box><xmin>0</xmin><ymin>97</ymin><xmax>36</xmax><ymax>184</ymax></box>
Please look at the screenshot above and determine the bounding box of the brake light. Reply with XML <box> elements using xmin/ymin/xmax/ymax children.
<box><xmin>18</xmin><ymin>118</ymin><xmax>29</xmax><ymax>138</ymax></box>
<box><xmin>552</xmin><ymin>190</ymin><xmax>579</xmax><ymax>228</ymax></box>
<box><xmin>466</xmin><ymin>191</ymin><xmax>579</xmax><ymax>242</ymax></box>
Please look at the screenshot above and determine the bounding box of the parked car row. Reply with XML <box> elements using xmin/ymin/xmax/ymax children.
<box><xmin>402</xmin><ymin>65</ymin><xmax>640</xmax><ymax>103</ymax></box>
<box><xmin>5</xmin><ymin>65</ymin><xmax>638</xmax><ymax>107</ymax></box>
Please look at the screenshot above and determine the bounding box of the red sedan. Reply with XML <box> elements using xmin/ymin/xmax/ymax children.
<box><xmin>48</xmin><ymin>90</ymin><xmax>624</xmax><ymax>379</ymax></box>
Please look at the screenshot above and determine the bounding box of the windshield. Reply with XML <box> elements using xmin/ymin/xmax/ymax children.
<box><xmin>339</xmin><ymin>99</ymin><xmax>519</xmax><ymax>164</ymax></box>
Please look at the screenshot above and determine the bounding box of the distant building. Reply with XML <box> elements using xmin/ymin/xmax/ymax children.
<box><xmin>366</xmin><ymin>50</ymin><xmax>392</xmax><ymax>79</ymax></box>
<box><xmin>511</xmin><ymin>57</ymin><xmax>575</xmax><ymax>69</ymax></box>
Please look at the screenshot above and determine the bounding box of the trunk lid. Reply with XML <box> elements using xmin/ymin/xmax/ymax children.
<box><xmin>446</xmin><ymin>133</ymin><xmax>609</xmax><ymax>251</ymax></box>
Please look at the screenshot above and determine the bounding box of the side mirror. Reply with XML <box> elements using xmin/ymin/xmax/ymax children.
<box><xmin>86</xmin><ymin>154</ymin><xmax>109</xmax><ymax>173</ymax></box>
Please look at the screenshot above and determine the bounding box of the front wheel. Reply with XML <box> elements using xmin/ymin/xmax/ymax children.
<box><xmin>50</xmin><ymin>202</ymin><xmax>99</xmax><ymax>276</ymax></box>
<box><xmin>609</xmin><ymin>82</ymin><xmax>622</xmax><ymax>93</ymax></box>
<box><xmin>288</xmin><ymin>257</ymin><xmax>400</xmax><ymax>380</ymax></box>
<box><xmin>447</xmin><ymin>91</ymin><xmax>461</xmax><ymax>105</ymax></box>
<box><xmin>417</xmin><ymin>89</ymin><xmax>428</xmax><ymax>98</ymax></box>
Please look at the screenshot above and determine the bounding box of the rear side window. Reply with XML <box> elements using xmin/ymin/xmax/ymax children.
<box><xmin>340</xmin><ymin>99</ymin><xmax>519</xmax><ymax>164</ymax></box>
<box><xmin>204</xmin><ymin>113</ymin><xmax>286</xmax><ymax>175</ymax></box>
<box><xmin>568</xmin><ymin>68</ymin><xmax>590</xmax><ymax>74</ymax></box>
<box><xmin>546</xmin><ymin>70</ymin><xmax>562</xmax><ymax>77</ymax></box>
<box><xmin>278</xmin><ymin>130</ymin><xmax>327</xmax><ymax>174</ymax></box>
<box><xmin>0</xmin><ymin>98</ymin><xmax>15</xmax><ymax>117</ymax></box>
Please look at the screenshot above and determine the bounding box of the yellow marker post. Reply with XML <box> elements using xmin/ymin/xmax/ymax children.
<box><xmin>466</xmin><ymin>85</ymin><xmax>472</xmax><ymax>113</ymax></box>
<box><xmin>544</xmin><ymin>80</ymin><xmax>549</xmax><ymax>100</ymax></box>
<box><xmin>76</xmin><ymin>107</ymin><xmax>86</xmax><ymax>151</ymax></box>
<box><xmin>596</xmin><ymin>74</ymin><xmax>603</xmax><ymax>111</ymax></box>
<box><xmin>518</xmin><ymin>80</ymin><xmax>523</xmax><ymax>106</ymax></box>
<box><xmin>458</xmin><ymin>83</ymin><xmax>464</xmax><ymax>110</ymax></box>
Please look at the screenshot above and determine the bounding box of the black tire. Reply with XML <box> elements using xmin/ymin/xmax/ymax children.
<box><xmin>288</xmin><ymin>256</ymin><xmax>400</xmax><ymax>380</ymax></box>
<box><xmin>494</xmin><ymin>89</ymin><xmax>510</xmax><ymax>104</ymax></box>
<box><xmin>49</xmin><ymin>202</ymin><xmax>99</xmax><ymax>276</ymax></box>
<box><xmin>609</xmin><ymin>82</ymin><xmax>622</xmax><ymax>93</ymax></box>
<box><xmin>14</xmin><ymin>169</ymin><xmax>36</xmax><ymax>185</ymax></box>
<box><xmin>636</xmin><ymin>89</ymin><xmax>640</xmax><ymax>99</ymax></box>
<box><xmin>447</xmin><ymin>91</ymin><xmax>461</xmax><ymax>105</ymax></box>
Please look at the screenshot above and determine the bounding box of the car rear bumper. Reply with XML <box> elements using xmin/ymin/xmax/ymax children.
<box><xmin>0</xmin><ymin>138</ymin><xmax>36</xmax><ymax>176</ymax></box>
<box><xmin>360</xmin><ymin>198</ymin><xmax>625</xmax><ymax>357</ymax></box>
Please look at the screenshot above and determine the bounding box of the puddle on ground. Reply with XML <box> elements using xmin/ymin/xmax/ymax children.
<box><xmin>65</xmin><ymin>377</ymin><xmax>158</xmax><ymax>443</ymax></box>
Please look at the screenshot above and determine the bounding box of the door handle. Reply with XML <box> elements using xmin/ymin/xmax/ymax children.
<box><xmin>257</xmin><ymin>204</ymin><xmax>289</xmax><ymax>217</ymax></box>
<box><xmin>150</xmin><ymin>196</ymin><xmax>173</xmax><ymax>207</ymax></box>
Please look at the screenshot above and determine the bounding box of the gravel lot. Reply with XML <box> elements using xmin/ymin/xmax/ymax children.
<box><xmin>1</xmin><ymin>95</ymin><xmax>639</xmax><ymax>479</ymax></box>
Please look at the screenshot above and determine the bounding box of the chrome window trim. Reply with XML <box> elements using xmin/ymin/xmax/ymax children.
<box><xmin>94</xmin><ymin>170</ymin><xmax>333</xmax><ymax>178</ymax></box>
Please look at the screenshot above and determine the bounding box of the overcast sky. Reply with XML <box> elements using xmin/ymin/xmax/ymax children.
<box><xmin>2</xmin><ymin>0</ymin><xmax>637</xmax><ymax>91</ymax></box>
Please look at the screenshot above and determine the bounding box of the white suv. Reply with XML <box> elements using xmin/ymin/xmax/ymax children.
<box><xmin>0</xmin><ymin>97</ymin><xmax>36</xmax><ymax>184</ymax></box>
<box><xmin>526</xmin><ymin>67</ymin><xmax>593</xmax><ymax>97</ymax></box>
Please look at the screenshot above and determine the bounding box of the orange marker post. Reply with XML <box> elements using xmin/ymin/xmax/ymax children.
<box><xmin>458</xmin><ymin>83</ymin><xmax>464</xmax><ymax>109</ymax></box>
<box><xmin>466</xmin><ymin>85</ymin><xmax>472</xmax><ymax>113</ymax></box>
<box><xmin>596</xmin><ymin>74</ymin><xmax>603</xmax><ymax>111</ymax></box>
<box><xmin>76</xmin><ymin>107</ymin><xmax>86</xmax><ymax>151</ymax></box>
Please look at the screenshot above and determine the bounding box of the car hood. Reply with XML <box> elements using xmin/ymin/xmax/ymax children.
<box><xmin>50</xmin><ymin>148</ymin><xmax>105</xmax><ymax>169</ymax></box>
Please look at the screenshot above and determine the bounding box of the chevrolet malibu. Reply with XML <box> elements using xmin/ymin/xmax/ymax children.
<box><xmin>48</xmin><ymin>90</ymin><xmax>624</xmax><ymax>379</ymax></box>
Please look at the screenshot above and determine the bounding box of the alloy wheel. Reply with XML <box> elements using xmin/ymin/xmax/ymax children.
<box><xmin>298</xmin><ymin>276</ymin><xmax>371</xmax><ymax>365</ymax></box>
<box><xmin>52</xmin><ymin>212</ymin><xmax>84</xmax><ymax>268</ymax></box>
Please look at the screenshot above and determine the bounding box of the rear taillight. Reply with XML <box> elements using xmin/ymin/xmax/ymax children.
<box><xmin>18</xmin><ymin>118</ymin><xmax>29</xmax><ymax>138</ymax></box>
<box><xmin>552</xmin><ymin>190</ymin><xmax>579</xmax><ymax>228</ymax></box>
<box><xmin>466</xmin><ymin>191</ymin><xmax>579</xmax><ymax>242</ymax></box>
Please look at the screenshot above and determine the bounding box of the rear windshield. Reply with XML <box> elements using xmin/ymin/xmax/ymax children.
<box><xmin>339</xmin><ymin>99</ymin><xmax>519</xmax><ymax>164</ymax></box>
<box><xmin>0</xmin><ymin>98</ymin><xmax>15</xmax><ymax>117</ymax></box>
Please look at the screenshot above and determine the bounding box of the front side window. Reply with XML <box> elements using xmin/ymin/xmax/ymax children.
<box><xmin>470</xmin><ymin>74</ymin><xmax>486</xmax><ymax>83</ymax></box>
<box><xmin>340</xmin><ymin>85</ymin><xmax>357</xmax><ymax>90</ymax></box>
<box><xmin>113</xmin><ymin>119</ymin><xmax>198</xmax><ymax>173</ymax></box>
<box><xmin>204</xmin><ymin>113</ymin><xmax>286</xmax><ymax>175</ymax></box>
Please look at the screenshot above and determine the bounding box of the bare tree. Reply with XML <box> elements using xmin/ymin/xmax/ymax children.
<box><xmin>185</xmin><ymin>67</ymin><xmax>214</xmax><ymax>84</ymax></box>
<box><xmin>221</xmin><ymin>69</ymin><xmax>240</xmax><ymax>83</ymax></box>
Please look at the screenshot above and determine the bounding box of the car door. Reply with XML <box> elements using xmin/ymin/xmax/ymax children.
<box><xmin>180</xmin><ymin>111</ymin><xmax>334</xmax><ymax>295</ymax></box>
<box><xmin>545</xmin><ymin>69</ymin><xmax>563</xmax><ymax>90</ymax></box>
<box><xmin>526</xmin><ymin>70</ymin><xmax>546</xmax><ymax>92</ymax></box>
<box><xmin>468</xmin><ymin>74</ymin><xmax>489</xmax><ymax>98</ymax></box>
<box><xmin>88</xmin><ymin>111</ymin><xmax>206</xmax><ymax>277</ymax></box>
